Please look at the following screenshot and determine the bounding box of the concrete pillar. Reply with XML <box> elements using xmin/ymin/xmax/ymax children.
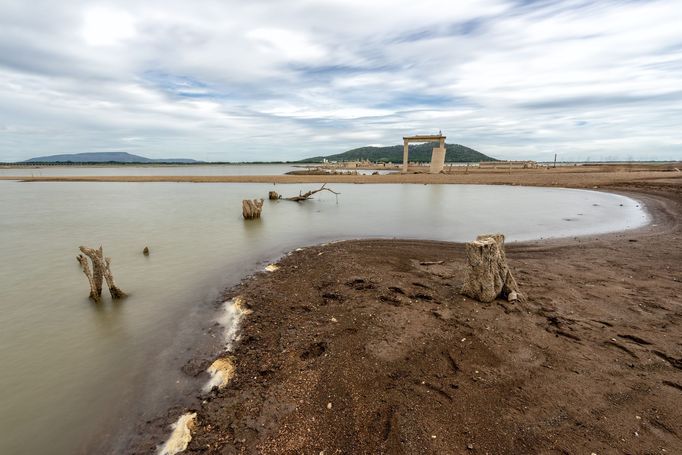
<box><xmin>402</xmin><ymin>140</ymin><xmax>409</xmax><ymax>173</ymax></box>
<box><xmin>430</xmin><ymin>147</ymin><xmax>446</xmax><ymax>173</ymax></box>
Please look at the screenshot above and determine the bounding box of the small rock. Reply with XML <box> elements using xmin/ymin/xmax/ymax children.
<box><xmin>467</xmin><ymin>443</ymin><xmax>474</xmax><ymax>450</ymax></box>
<box><xmin>143</xmin><ymin>246</ymin><xmax>150</xmax><ymax>256</ymax></box>
<box><xmin>331</xmin><ymin>317</ymin><xmax>338</xmax><ymax>323</ymax></box>
<box><xmin>327</xmin><ymin>402</ymin><xmax>332</xmax><ymax>410</ymax></box>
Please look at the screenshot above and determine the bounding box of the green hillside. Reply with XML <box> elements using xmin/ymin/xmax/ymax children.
<box><xmin>298</xmin><ymin>142</ymin><xmax>496</xmax><ymax>163</ymax></box>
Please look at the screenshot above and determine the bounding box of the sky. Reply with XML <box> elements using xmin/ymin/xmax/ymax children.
<box><xmin>0</xmin><ymin>0</ymin><xmax>681</xmax><ymax>162</ymax></box>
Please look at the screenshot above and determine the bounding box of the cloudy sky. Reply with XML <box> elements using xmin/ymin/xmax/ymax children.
<box><xmin>1</xmin><ymin>0</ymin><xmax>681</xmax><ymax>162</ymax></box>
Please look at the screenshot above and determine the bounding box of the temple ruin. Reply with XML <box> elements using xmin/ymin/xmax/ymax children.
<box><xmin>402</xmin><ymin>133</ymin><xmax>446</xmax><ymax>173</ymax></box>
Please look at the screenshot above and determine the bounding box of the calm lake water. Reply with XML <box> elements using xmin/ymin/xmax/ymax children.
<box><xmin>0</xmin><ymin>180</ymin><xmax>647</xmax><ymax>454</ymax></box>
<box><xmin>0</xmin><ymin>163</ymin><xmax>298</xmax><ymax>177</ymax></box>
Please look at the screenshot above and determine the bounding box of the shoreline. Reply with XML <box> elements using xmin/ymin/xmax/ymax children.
<box><xmin>127</xmin><ymin>180</ymin><xmax>681</xmax><ymax>454</ymax></box>
<box><xmin>0</xmin><ymin>164</ymin><xmax>680</xmax><ymax>189</ymax></box>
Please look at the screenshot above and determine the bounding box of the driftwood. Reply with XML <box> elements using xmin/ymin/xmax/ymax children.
<box><xmin>242</xmin><ymin>199</ymin><xmax>264</xmax><ymax>219</ymax></box>
<box><xmin>77</xmin><ymin>246</ymin><xmax>127</xmax><ymax>302</ymax></box>
<box><xmin>268</xmin><ymin>191</ymin><xmax>280</xmax><ymax>200</ymax></box>
<box><xmin>461</xmin><ymin>234</ymin><xmax>520</xmax><ymax>303</ymax></box>
<box><xmin>284</xmin><ymin>184</ymin><xmax>340</xmax><ymax>202</ymax></box>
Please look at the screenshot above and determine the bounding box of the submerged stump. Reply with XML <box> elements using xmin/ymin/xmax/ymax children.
<box><xmin>77</xmin><ymin>246</ymin><xmax>127</xmax><ymax>302</ymax></box>
<box><xmin>268</xmin><ymin>191</ymin><xmax>280</xmax><ymax>200</ymax></box>
<box><xmin>242</xmin><ymin>199</ymin><xmax>264</xmax><ymax>219</ymax></box>
<box><xmin>461</xmin><ymin>234</ymin><xmax>520</xmax><ymax>303</ymax></box>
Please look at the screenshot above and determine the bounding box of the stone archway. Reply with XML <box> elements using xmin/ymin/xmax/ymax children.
<box><xmin>402</xmin><ymin>134</ymin><xmax>446</xmax><ymax>173</ymax></box>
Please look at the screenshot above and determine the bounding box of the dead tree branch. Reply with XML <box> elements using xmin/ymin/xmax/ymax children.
<box><xmin>284</xmin><ymin>184</ymin><xmax>340</xmax><ymax>202</ymax></box>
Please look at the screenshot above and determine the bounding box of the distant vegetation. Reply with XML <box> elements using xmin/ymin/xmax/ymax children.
<box><xmin>298</xmin><ymin>142</ymin><xmax>496</xmax><ymax>163</ymax></box>
<box><xmin>23</xmin><ymin>152</ymin><xmax>202</xmax><ymax>164</ymax></box>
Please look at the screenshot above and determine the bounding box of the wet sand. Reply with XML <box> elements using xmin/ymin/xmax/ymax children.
<box><xmin>127</xmin><ymin>177</ymin><xmax>681</xmax><ymax>453</ymax></box>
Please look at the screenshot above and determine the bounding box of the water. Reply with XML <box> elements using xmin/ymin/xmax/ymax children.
<box><xmin>0</xmin><ymin>163</ymin><xmax>298</xmax><ymax>177</ymax></box>
<box><xmin>0</xmin><ymin>181</ymin><xmax>647</xmax><ymax>454</ymax></box>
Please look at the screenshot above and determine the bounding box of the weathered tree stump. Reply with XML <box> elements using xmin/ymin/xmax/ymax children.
<box><xmin>461</xmin><ymin>234</ymin><xmax>520</xmax><ymax>303</ymax></box>
<box><xmin>268</xmin><ymin>191</ymin><xmax>280</xmax><ymax>200</ymax></box>
<box><xmin>77</xmin><ymin>253</ymin><xmax>100</xmax><ymax>301</ymax></box>
<box><xmin>242</xmin><ymin>199</ymin><xmax>264</xmax><ymax>219</ymax></box>
<box><xmin>77</xmin><ymin>246</ymin><xmax>127</xmax><ymax>302</ymax></box>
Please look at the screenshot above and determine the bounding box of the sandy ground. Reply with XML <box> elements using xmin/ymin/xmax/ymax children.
<box><xmin>124</xmin><ymin>177</ymin><xmax>682</xmax><ymax>454</ymax></box>
<box><xmin>1</xmin><ymin>163</ymin><xmax>681</xmax><ymax>188</ymax></box>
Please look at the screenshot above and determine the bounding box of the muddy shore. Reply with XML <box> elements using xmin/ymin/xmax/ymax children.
<box><xmin>126</xmin><ymin>178</ymin><xmax>682</xmax><ymax>454</ymax></box>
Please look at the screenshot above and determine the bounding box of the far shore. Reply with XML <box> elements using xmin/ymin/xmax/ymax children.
<box><xmin>1</xmin><ymin>162</ymin><xmax>681</xmax><ymax>189</ymax></box>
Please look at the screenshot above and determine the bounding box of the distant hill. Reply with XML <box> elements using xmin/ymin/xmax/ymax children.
<box><xmin>24</xmin><ymin>152</ymin><xmax>202</xmax><ymax>164</ymax></box>
<box><xmin>298</xmin><ymin>143</ymin><xmax>496</xmax><ymax>163</ymax></box>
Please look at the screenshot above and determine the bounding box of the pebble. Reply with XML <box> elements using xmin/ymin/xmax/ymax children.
<box><xmin>327</xmin><ymin>402</ymin><xmax>332</xmax><ymax>410</ymax></box>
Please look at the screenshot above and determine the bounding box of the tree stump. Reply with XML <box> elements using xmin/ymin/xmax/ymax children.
<box><xmin>461</xmin><ymin>234</ymin><xmax>520</xmax><ymax>303</ymax></box>
<box><xmin>268</xmin><ymin>191</ymin><xmax>280</xmax><ymax>200</ymax></box>
<box><xmin>77</xmin><ymin>246</ymin><xmax>127</xmax><ymax>302</ymax></box>
<box><xmin>242</xmin><ymin>199</ymin><xmax>264</xmax><ymax>219</ymax></box>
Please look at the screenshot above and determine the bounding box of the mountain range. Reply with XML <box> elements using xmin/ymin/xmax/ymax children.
<box><xmin>24</xmin><ymin>152</ymin><xmax>201</xmax><ymax>164</ymax></box>
<box><xmin>298</xmin><ymin>143</ymin><xmax>495</xmax><ymax>163</ymax></box>
<box><xmin>22</xmin><ymin>143</ymin><xmax>495</xmax><ymax>164</ymax></box>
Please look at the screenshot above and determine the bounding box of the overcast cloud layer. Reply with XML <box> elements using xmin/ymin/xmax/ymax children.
<box><xmin>1</xmin><ymin>0</ymin><xmax>681</xmax><ymax>162</ymax></box>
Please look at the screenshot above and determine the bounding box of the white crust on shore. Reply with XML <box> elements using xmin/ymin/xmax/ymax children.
<box><xmin>158</xmin><ymin>412</ymin><xmax>197</xmax><ymax>455</ymax></box>
<box><xmin>204</xmin><ymin>357</ymin><xmax>236</xmax><ymax>392</ymax></box>
<box><xmin>203</xmin><ymin>296</ymin><xmax>251</xmax><ymax>392</ymax></box>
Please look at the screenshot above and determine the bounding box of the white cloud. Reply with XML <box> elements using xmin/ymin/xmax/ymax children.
<box><xmin>82</xmin><ymin>7</ymin><xmax>136</xmax><ymax>46</ymax></box>
<box><xmin>0</xmin><ymin>0</ymin><xmax>680</xmax><ymax>161</ymax></box>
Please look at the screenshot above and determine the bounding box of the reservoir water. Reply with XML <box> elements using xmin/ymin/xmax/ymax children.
<box><xmin>0</xmin><ymin>163</ymin><xmax>299</xmax><ymax>177</ymax></box>
<box><xmin>0</xmin><ymin>179</ymin><xmax>647</xmax><ymax>454</ymax></box>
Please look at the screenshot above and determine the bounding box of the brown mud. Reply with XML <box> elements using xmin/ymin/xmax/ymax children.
<box><xmin>127</xmin><ymin>179</ymin><xmax>682</xmax><ymax>454</ymax></box>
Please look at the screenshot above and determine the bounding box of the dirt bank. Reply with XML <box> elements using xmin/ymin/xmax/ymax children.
<box><xmin>129</xmin><ymin>180</ymin><xmax>681</xmax><ymax>454</ymax></box>
<box><xmin>2</xmin><ymin>163</ymin><xmax>681</xmax><ymax>188</ymax></box>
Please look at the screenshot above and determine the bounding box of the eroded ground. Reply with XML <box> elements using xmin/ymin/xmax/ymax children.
<box><xmin>130</xmin><ymin>182</ymin><xmax>681</xmax><ymax>454</ymax></box>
